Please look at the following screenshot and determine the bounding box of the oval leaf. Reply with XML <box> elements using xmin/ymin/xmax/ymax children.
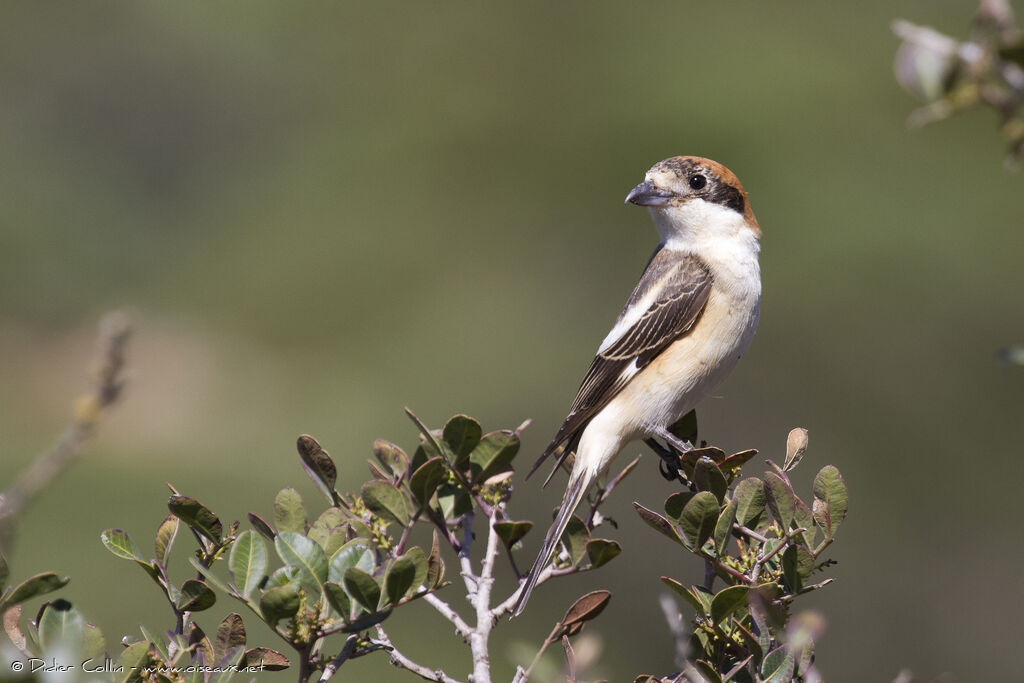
<box><xmin>713</xmin><ymin>500</ymin><xmax>738</xmax><ymax>555</ymax></box>
<box><xmin>259</xmin><ymin>584</ymin><xmax>300</xmax><ymax>624</ymax></box>
<box><xmin>275</xmin><ymin>532</ymin><xmax>328</xmax><ymax>596</ymax></box>
<box><xmin>557</xmin><ymin>590</ymin><xmax>611</xmax><ymax>638</ymax></box>
<box><xmin>383</xmin><ymin>556</ymin><xmax>416</xmax><ymax>606</ymax></box>
<box><xmin>764</xmin><ymin>473</ymin><xmax>797</xmax><ymax>531</ymax></box>
<box><xmin>678</xmin><ymin>491</ymin><xmax>720</xmax><ymax>549</ymax></box>
<box><xmin>494</xmin><ymin>521</ymin><xmax>533</xmax><ymax>549</ymax></box>
<box><xmin>469</xmin><ymin>430</ymin><xmax>520</xmax><ymax>482</ymax></box>
<box><xmin>308</xmin><ymin>507</ymin><xmax>350</xmax><ymax>557</ymax></box>
<box><xmin>694</xmin><ymin>457</ymin><xmax>727</xmax><ymax>503</ymax></box>
<box><xmin>329</xmin><ymin>539</ymin><xmax>375</xmax><ymax>583</ymax></box>
<box><xmin>373</xmin><ymin>440</ymin><xmax>410</xmax><ymax>478</ymax></box>
<box><xmin>101</xmin><ymin>528</ymin><xmax>142</xmax><ymax>561</ymax></box>
<box><xmin>361</xmin><ymin>481</ymin><xmax>410</xmax><ymax>526</ymax></box>
<box><xmin>710</xmin><ymin>585</ymin><xmax>749</xmax><ymax>625</ymax></box>
<box><xmin>273</xmin><ymin>488</ymin><xmax>307</xmax><ymax>535</ymax></box>
<box><xmin>4</xmin><ymin>572</ymin><xmax>70</xmax><ymax>609</ymax></box>
<box><xmin>245</xmin><ymin>647</ymin><xmax>290</xmax><ymax>671</ymax></box>
<box><xmin>733</xmin><ymin>478</ymin><xmax>766</xmax><ymax>527</ymax></box>
<box><xmin>812</xmin><ymin>465</ymin><xmax>848</xmax><ymax>538</ymax></box>
<box><xmin>409</xmin><ymin>457</ymin><xmax>446</xmax><ymax>506</ymax></box>
<box><xmin>168</xmin><ymin>495</ymin><xmax>223</xmax><ymax>545</ymax></box>
<box><xmin>229</xmin><ymin>531</ymin><xmax>268</xmax><ymax>599</ymax></box>
<box><xmin>585</xmin><ymin>539</ymin><xmax>621</xmax><ymax>568</ymax></box>
<box><xmin>297</xmin><ymin>434</ymin><xmax>338</xmax><ymax>504</ymax></box>
<box><xmin>783</xmin><ymin>428</ymin><xmax>809</xmax><ymax>472</ymax></box>
<box><xmin>323</xmin><ymin>581</ymin><xmax>351</xmax><ymax>617</ymax></box>
<box><xmin>176</xmin><ymin>579</ymin><xmax>216</xmax><ymax>612</ymax></box>
<box><xmin>633</xmin><ymin>502</ymin><xmax>686</xmax><ymax>547</ymax></box>
<box><xmin>38</xmin><ymin>599</ymin><xmax>85</xmax><ymax>655</ymax></box>
<box><xmin>442</xmin><ymin>415</ymin><xmax>483</xmax><ymax>463</ymax></box>
<box><xmin>154</xmin><ymin>515</ymin><xmax>180</xmax><ymax>567</ymax></box>
<box><xmin>343</xmin><ymin>567</ymin><xmax>381</xmax><ymax>613</ymax></box>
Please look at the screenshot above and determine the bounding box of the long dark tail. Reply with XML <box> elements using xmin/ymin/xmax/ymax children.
<box><xmin>511</xmin><ymin>466</ymin><xmax>593</xmax><ymax>617</ymax></box>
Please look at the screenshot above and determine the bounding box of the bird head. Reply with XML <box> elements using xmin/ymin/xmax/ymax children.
<box><xmin>625</xmin><ymin>156</ymin><xmax>761</xmax><ymax>244</ymax></box>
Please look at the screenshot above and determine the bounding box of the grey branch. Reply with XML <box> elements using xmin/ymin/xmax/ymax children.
<box><xmin>373</xmin><ymin>626</ymin><xmax>464</xmax><ymax>683</ymax></box>
<box><xmin>0</xmin><ymin>311</ymin><xmax>132</xmax><ymax>553</ymax></box>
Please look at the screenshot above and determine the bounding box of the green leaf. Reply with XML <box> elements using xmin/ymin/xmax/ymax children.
<box><xmin>308</xmin><ymin>507</ymin><xmax>349</xmax><ymax>557</ymax></box>
<box><xmin>713</xmin><ymin>500</ymin><xmax>738</xmax><ymax>555</ymax></box>
<box><xmin>101</xmin><ymin>528</ymin><xmax>143</xmax><ymax>561</ymax></box>
<box><xmin>101</xmin><ymin>529</ymin><xmax>160</xmax><ymax>582</ymax></box>
<box><xmin>296</xmin><ymin>434</ymin><xmax>338</xmax><ymax>504</ymax></box>
<box><xmin>585</xmin><ymin>539</ymin><xmax>621</xmax><ymax>568</ymax></box>
<box><xmin>812</xmin><ymin>465</ymin><xmax>849</xmax><ymax>538</ymax></box>
<box><xmin>177</xmin><ymin>579</ymin><xmax>217</xmax><ymax>612</ymax></box>
<box><xmin>323</xmin><ymin>581</ymin><xmax>351</xmax><ymax>617</ymax></box>
<box><xmin>409</xmin><ymin>457</ymin><xmax>446</xmax><ymax>506</ymax></box>
<box><xmin>329</xmin><ymin>540</ymin><xmax>375</xmax><ymax>583</ymax></box>
<box><xmin>710</xmin><ymin>585</ymin><xmax>749</xmax><ymax>625</ymax></box>
<box><xmin>761</xmin><ymin>645</ymin><xmax>796</xmax><ymax>682</ymax></box>
<box><xmin>259</xmin><ymin>584</ymin><xmax>300</xmax><ymax>624</ymax></box>
<box><xmin>764</xmin><ymin>473</ymin><xmax>797</xmax><ymax>531</ymax></box>
<box><xmin>343</xmin><ymin>567</ymin><xmax>381</xmax><ymax>612</ymax></box>
<box><xmin>633</xmin><ymin>502</ymin><xmax>686</xmax><ymax>547</ymax></box>
<box><xmin>719</xmin><ymin>449</ymin><xmax>758</xmax><ymax>477</ymax></box>
<box><xmin>403</xmin><ymin>546</ymin><xmax>429</xmax><ymax>592</ymax></box>
<box><xmin>2</xmin><ymin>572</ymin><xmax>69</xmax><ymax>610</ymax></box>
<box><xmin>664</xmin><ymin>491</ymin><xmax>696</xmax><ymax>523</ymax></box>
<box><xmin>469</xmin><ymin>430</ymin><xmax>520</xmax><ymax>482</ymax></box>
<box><xmin>273</xmin><ymin>488</ymin><xmax>307</xmax><ymax>535</ymax></box>
<box><xmin>154</xmin><ymin>515</ymin><xmax>179</xmax><ymax>567</ymax></box>
<box><xmin>265</xmin><ymin>566</ymin><xmax>301</xmax><ymax>589</ymax></box>
<box><xmin>782</xmin><ymin>545</ymin><xmax>814</xmax><ymax>593</ymax></box>
<box><xmin>694</xmin><ymin>457</ymin><xmax>727</xmax><ymax>503</ymax></box>
<box><xmin>443</xmin><ymin>414</ymin><xmax>483</xmax><ymax>464</ymax></box>
<box><xmin>247</xmin><ymin>512</ymin><xmax>276</xmax><ymax>541</ymax></box>
<box><xmin>168</xmin><ymin>495</ymin><xmax>223</xmax><ymax>545</ymax></box>
<box><xmin>116</xmin><ymin>640</ymin><xmax>152</xmax><ymax>683</ymax></box>
<box><xmin>660</xmin><ymin>577</ymin><xmax>705</xmax><ymax>615</ymax></box>
<box><xmin>678</xmin><ymin>491</ymin><xmax>720</xmax><ymax>549</ymax></box>
<box><xmin>383</xmin><ymin>556</ymin><xmax>416</xmax><ymax>606</ymax></box>
<box><xmin>733</xmin><ymin>478</ymin><xmax>766</xmax><ymax>527</ymax></box>
<box><xmin>494</xmin><ymin>520</ymin><xmax>533</xmax><ymax>549</ymax></box>
<box><xmin>214</xmin><ymin>613</ymin><xmax>246</xmax><ymax>661</ymax></box>
<box><xmin>783</xmin><ymin>428</ymin><xmax>808</xmax><ymax>472</ymax></box>
<box><xmin>0</xmin><ymin>551</ymin><xmax>8</xmax><ymax>591</ymax></box>
<box><xmin>362</xmin><ymin>481</ymin><xmax>410</xmax><ymax>526</ymax></box>
<box><xmin>373</xmin><ymin>440</ymin><xmax>410</xmax><ymax>478</ymax></box>
<box><xmin>561</xmin><ymin>515</ymin><xmax>590</xmax><ymax>565</ymax></box>
<box><xmin>229</xmin><ymin>531</ymin><xmax>268</xmax><ymax>599</ymax></box>
<box><xmin>37</xmin><ymin>599</ymin><xmax>84</xmax><ymax>656</ymax></box>
<box><xmin>275</xmin><ymin>532</ymin><xmax>328</xmax><ymax>596</ymax></box>
<box><xmin>436</xmin><ymin>482</ymin><xmax>472</xmax><ymax>520</ymax></box>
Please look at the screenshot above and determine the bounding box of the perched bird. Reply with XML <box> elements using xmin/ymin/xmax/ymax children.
<box><xmin>512</xmin><ymin>156</ymin><xmax>762</xmax><ymax>616</ymax></box>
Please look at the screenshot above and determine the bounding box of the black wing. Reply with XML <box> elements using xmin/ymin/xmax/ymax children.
<box><xmin>528</xmin><ymin>247</ymin><xmax>713</xmax><ymax>484</ymax></box>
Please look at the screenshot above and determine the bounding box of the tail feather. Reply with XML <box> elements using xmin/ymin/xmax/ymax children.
<box><xmin>511</xmin><ymin>466</ymin><xmax>594</xmax><ymax>617</ymax></box>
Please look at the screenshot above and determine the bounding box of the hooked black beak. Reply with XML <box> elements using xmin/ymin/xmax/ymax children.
<box><xmin>624</xmin><ymin>180</ymin><xmax>675</xmax><ymax>206</ymax></box>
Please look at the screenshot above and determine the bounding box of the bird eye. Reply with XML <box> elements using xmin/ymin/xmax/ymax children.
<box><xmin>689</xmin><ymin>174</ymin><xmax>707</xmax><ymax>190</ymax></box>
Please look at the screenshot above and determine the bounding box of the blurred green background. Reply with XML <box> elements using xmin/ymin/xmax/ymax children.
<box><xmin>2</xmin><ymin>1</ymin><xmax>1022</xmax><ymax>680</ymax></box>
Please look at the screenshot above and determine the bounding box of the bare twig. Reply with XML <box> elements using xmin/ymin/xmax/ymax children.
<box><xmin>659</xmin><ymin>593</ymin><xmax>690</xmax><ymax>669</ymax></box>
<box><xmin>0</xmin><ymin>311</ymin><xmax>132</xmax><ymax>552</ymax></box>
<box><xmin>318</xmin><ymin>634</ymin><xmax>359</xmax><ymax>682</ymax></box>
<box><xmin>373</xmin><ymin>626</ymin><xmax>464</xmax><ymax>683</ymax></box>
<box><xmin>423</xmin><ymin>593</ymin><xmax>473</xmax><ymax>641</ymax></box>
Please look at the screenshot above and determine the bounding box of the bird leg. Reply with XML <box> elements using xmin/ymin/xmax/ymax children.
<box><xmin>647</xmin><ymin>430</ymin><xmax>696</xmax><ymax>483</ymax></box>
